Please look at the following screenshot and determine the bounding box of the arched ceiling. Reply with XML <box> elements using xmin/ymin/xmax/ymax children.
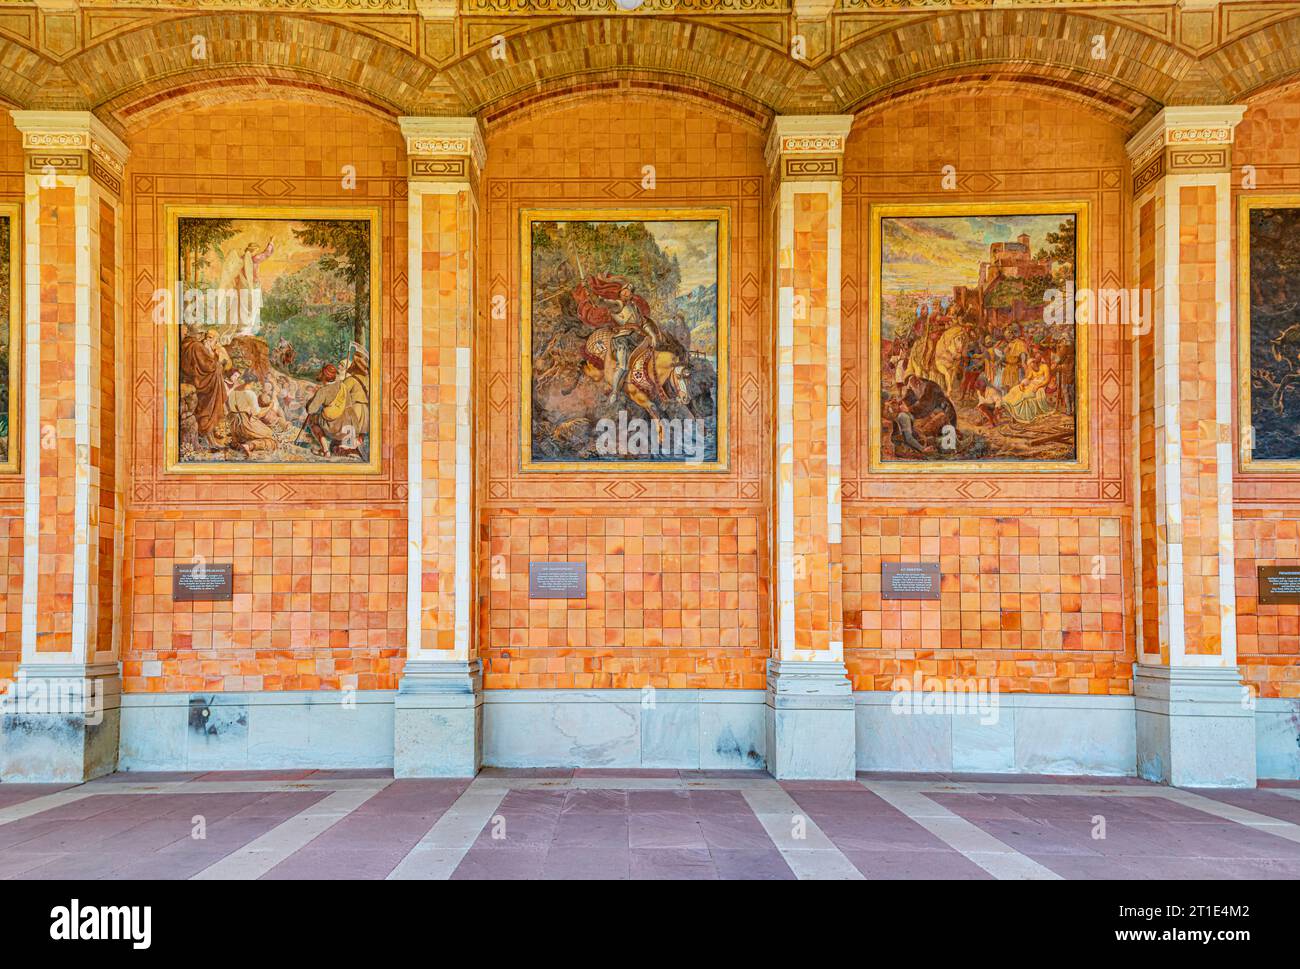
<box><xmin>0</xmin><ymin>0</ymin><xmax>1296</xmax><ymax>138</ymax></box>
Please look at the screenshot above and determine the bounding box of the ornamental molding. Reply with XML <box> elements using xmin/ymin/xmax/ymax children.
<box><xmin>459</xmin><ymin>0</ymin><xmax>787</xmax><ymax>12</ymax></box>
<box><xmin>73</xmin><ymin>0</ymin><xmax>414</xmax><ymax>9</ymax></box>
<box><xmin>765</xmin><ymin>114</ymin><xmax>854</xmax><ymax>167</ymax></box>
<box><xmin>399</xmin><ymin>116</ymin><xmax>486</xmax><ymax>171</ymax></box>
<box><xmin>1124</xmin><ymin>105</ymin><xmax>1246</xmax><ymax>168</ymax></box>
<box><xmin>10</xmin><ymin>110</ymin><xmax>130</xmax><ymax>169</ymax></box>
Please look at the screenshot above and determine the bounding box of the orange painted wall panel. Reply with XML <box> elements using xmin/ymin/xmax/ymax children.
<box><xmin>841</xmin><ymin>93</ymin><xmax>1136</xmax><ymax>693</ymax></box>
<box><xmin>121</xmin><ymin>102</ymin><xmax>409</xmax><ymax>693</ymax></box>
<box><xmin>1233</xmin><ymin>91</ymin><xmax>1300</xmax><ymax>697</ymax></box>
<box><xmin>477</xmin><ymin>95</ymin><xmax>772</xmax><ymax>689</ymax></box>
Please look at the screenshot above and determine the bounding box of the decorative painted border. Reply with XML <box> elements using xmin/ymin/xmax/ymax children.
<box><xmin>517</xmin><ymin>206</ymin><xmax>731</xmax><ymax>473</ymax></box>
<box><xmin>0</xmin><ymin>202</ymin><xmax>19</xmax><ymax>476</ymax></box>
<box><xmin>1237</xmin><ymin>193</ymin><xmax>1300</xmax><ymax>474</ymax></box>
<box><xmin>866</xmin><ymin>199</ymin><xmax>1091</xmax><ymax>474</ymax></box>
<box><xmin>162</xmin><ymin>203</ymin><xmax>384</xmax><ymax>475</ymax></box>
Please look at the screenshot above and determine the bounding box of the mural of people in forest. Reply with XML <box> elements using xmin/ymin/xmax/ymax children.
<box><xmin>523</xmin><ymin>211</ymin><xmax>727</xmax><ymax>468</ymax></box>
<box><xmin>872</xmin><ymin>206</ymin><xmax>1086</xmax><ymax>470</ymax></box>
<box><xmin>1242</xmin><ymin>201</ymin><xmax>1300</xmax><ymax>469</ymax></box>
<box><xmin>168</xmin><ymin>208</ymin><xmax>379</xmax><ymax>471</ymax></box>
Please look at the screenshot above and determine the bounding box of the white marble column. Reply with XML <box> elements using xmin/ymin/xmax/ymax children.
<box><xmin>764</xmin><ymin>115</ymin><xmax>857</xmax><ymax>779</ymax></box>
<box><xmin>0</xmin><ymin>111</ymin><xmax>127</xmax><ymax>782</ymax></box>
<box><xmin>1126</xmin><ymin>105</ymin><xmax>1255</xmax><ymax>787</ymax></box>
<box><xmin>393</xmin><ymin>117</ymin><xmax>484</xmax><ymax>777</ymax></box>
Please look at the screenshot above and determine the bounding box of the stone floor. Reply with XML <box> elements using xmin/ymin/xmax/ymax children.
<box><xmin>2</xmin><ymin>769</ymin><xmax>1299</xmax><ymax>880</ymax></box>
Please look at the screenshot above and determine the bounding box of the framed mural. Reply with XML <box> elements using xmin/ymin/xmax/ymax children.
<box><xmin>520</xmin><ymin>207</ymin><xmax>729</xmax><ymax>472</ymax></box>
<box><xmin>164</xmin><ymin>205</ymin><xmax>382</xmax><ymax>474</ymax></box>
<box><xmin>0</xmin><ymin>203</ymin><xmax>19</xmax><ymax>475</ymax></box>
<box><xmin>1239</xmin><ymin>195</ymin><xmax>1300</xmax><ymax>472</ymax></box>
<box><xmin>868</xmin><ymin>201</ymin><xmax>1090</xmax><ymax>473</ymax></box>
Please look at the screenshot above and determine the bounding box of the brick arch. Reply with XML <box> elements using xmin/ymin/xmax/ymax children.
<box><xmin>847</xmin><ymin>68</ymin><xmax>1154</xmax><ymax>129</ymax></box>
<box><xmin>1206</xmin><ymin>13</ymin><xmax>1300</xmax><ymax>102</ymax></box>
<box><xmin>440</xmin><ymin>15</ymin><xmax>809</xmax><ymax>116</ymax></box>
<box><xmin>821</xmin><ymin>9</ymin><xmax>1200</xmax><ymax>123</ymax></box>
<box><xmin>479</xmin><ymin>71</ymin><xmax>773</xmax><ymax>132</ymax></box>
<box><xmin>56</xmin><ymin>13</ymin><xmax>456</xmax><ymax>121</ymax></box>
<box><xmin>0</xmin><ymin>37</ymin><xmax>62</xmax><ymax>109</ymax></box>
<box><xmin>110</xmin><ymin>71</ymin><xmax>404</xmax><ymax>132</ymax></box>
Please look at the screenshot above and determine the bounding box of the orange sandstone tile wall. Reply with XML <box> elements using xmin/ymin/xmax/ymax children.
<box><xmin>122</xmin><ymin>101</ymin><xmax>409</xmax><ymax>693</ymax></box>
<box><xmin>34</xmin><ymin>183</ymin><xmax>78</xmax><ymax>655</ymax></box>
<box><xmin>477</xmin><ymin>94</ymin><xmax>771</xmax><ymax>689</ymax></box>
<box><xmin>1136</xmin><ymin>199</ymin><xmax>1161</xmax><ymax>664</ymax></box>
<box><xmin>1233</xmin><ymin>92</ymin><xmax>1300</xmax><ymax>698</ymax></box>
<box><xmin>0</xmin><ymin>113</ymin><xmax>22</xmax><ymax>687</ymax></box>
<box><xmin>841</xmin><ymin>92</ymin><xmax>1136</xmax><ymax>695</ymax></box>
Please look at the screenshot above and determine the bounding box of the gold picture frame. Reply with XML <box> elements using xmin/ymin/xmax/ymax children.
<box><xmin>0</xmin><ymin>202</ymin><xmax>20</xmax><ymax>475</ymax></box>
<box><xmin>164</xmin><ymin>204</ymin><xmax>382</xmax><ymax>474</ymax></box>
<box><xmin>1237</xmin><ymin>193</ymin><xmax>1300</xmax><ymax>473</ymax></box>
<box><xmin>519</xmin><ymin>206</ymin><xmax>730</xmax><ymax>472</ymax></box>
<box><xmin>867</xmin><ymin>200</ymin><xmax>1090</xmax><ymax>473</ymax></box>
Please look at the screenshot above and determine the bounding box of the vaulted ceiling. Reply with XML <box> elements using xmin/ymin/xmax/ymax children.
<box><xmin>1</xmin><ymin>0</ymin><xmax>1299</xmax><ymax>136</ymax></box>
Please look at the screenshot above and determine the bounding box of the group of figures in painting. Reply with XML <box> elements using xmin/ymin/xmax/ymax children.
<box><xmin>0</xmin><ymin>201</ymin><xmax>1297</xmax><ymax>478</ymax></box>
<box><xmin>874</xmin><ymin>207</ymin><xmax>1085</xmax><ymax>469</ymax></box>
<box><xmin>169</xmin><ymin>208</ymin><xmax>379</xmax><ymax>471</ymax></box>
<box><xmin>524</xmin><ymin>211</ymin><xmax>725</xmax><ymax>468</ymax></box>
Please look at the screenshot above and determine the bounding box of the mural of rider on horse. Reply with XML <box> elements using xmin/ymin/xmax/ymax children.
<box><xmin>572</xmin><ymin>273</ymin><xmax>692</xmax><ymax>416</ymax></box>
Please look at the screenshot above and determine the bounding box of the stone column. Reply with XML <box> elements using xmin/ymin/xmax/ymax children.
<box><xmin>1126</xmin><ymin>106</ymin><xmax>1255</xmax><ymax>787</ymax></box>
<box><xmin>764</xmin><ymin>115</ymin><xmax>856</xmax><ymax>779</ymax></box>
<box><xmin>394</xmin><ymin>117</ymin><xmax>484</xmax><ymax>777</ymax></box>
<box><xmin>0</xmin><ymin>111</ymin><xmax>127</xmax><ymax>783</ymax></box>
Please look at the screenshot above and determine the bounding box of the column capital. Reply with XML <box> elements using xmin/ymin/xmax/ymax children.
<box><xmin>764</xmin><ymin>114</ymin><xmax>854</xmax><ymax>181</ymax></box>
<box><xmin>10</xmin><ymin>109</ymin><xmax>128</xmax><ymax>195</ymax></box>
<box><xmin>398</xmin><ymin>115</ymin><xmax>485</xmax><ymax>183</ymax></box>
<box><xmin>1125</xmin><ymin>105</ymin><xmax>1246</xmax><ymax>187</ymax></box>
<box><xmin>10</xmin><ymin>109</ymin><xmax>129</xmax><ymax>169</ymax></box>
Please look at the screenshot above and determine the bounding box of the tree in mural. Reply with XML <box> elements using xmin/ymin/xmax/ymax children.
<box><xmin>178</xmin><ymin>218</ymin><xmax>236</xmax><ymax>289</ymax></box>
<box><xmin>292</xmin><ymin>220</ymin><xmax>371</xmax><ymax>348</ymax></box>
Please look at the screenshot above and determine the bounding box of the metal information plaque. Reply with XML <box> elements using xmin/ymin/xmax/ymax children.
<box><xmin>1258</xmin><ymin>566</ymin><xmax>1300</xmax><ymax>605</ymax></box>
<box><xmin>881</xmin><ymin>562</ymin><xmax>941</xmax><ymax>601</ymax></box>
<box><xmin>529</xmin><ymin>561</ymin><xmax>587</xmax><ymax>599</ymax></box>
<box><xmin>173</xmin><ymin>563</ymin><xmax>234</xmax><ymax>602</ymax></box>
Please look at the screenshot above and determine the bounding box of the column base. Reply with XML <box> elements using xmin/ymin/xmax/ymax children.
<box><xmin>393</xmin><ymin>659</ymin><xmax>483</xmax><ymax>778</ymax></box>
<box><xmin>1135</xmin><ymin>664</ymin><xmax>1257</xmax><ymax>788</ymax></box>
<box><xmin>764</xmin><ymin>659</ymin><xmax>855</xmax><ymax>780</ymax></box>
<box><xmin>0</xmin><ymin>664</ymin><xmax>121</xmax><ymax>783</ymax></box>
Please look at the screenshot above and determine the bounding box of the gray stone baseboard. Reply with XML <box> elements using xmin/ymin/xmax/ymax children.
<box><xmin>482</xmin><ymin>689</ymin><xmax>767</xmax><ymax>770</ymax></box>
<box><xmin>100</xmin><ymin>686</ymin><xmax>1300</xmax><ymax>780</ymax></box>
<box><xmin>118</xmin><ymin>690</ymin><xmax>396</xmax><ymax>771</ymax></box>
<box><xmin>854</xmin><ymin>691</ymin><xmax>1138</xmax><ymax>776</ymax></box>
<box><xmin>1256</xmin><ymin>697</ymin><xmax>1300</xmax><ymax>780</ymax></box>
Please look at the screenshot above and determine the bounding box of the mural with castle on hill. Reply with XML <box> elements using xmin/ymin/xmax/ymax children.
<box><xmin>167</xmin><ymin>208</ymin><xmax>380</xmax><ymax>473</ymax></box>
<box><xmin>874</xmin><ymin>207</ymin><xmax>1085</xmax><ymax>470</ymax></box>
